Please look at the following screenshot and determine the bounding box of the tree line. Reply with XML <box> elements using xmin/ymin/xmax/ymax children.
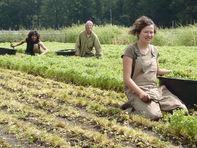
<box><xmin>0</xmin><ymin>0</ymin><xmax>196</xmax><ymax>30</ymax></box>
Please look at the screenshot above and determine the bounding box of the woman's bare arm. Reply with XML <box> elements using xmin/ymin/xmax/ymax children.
<box><xmin>38</xmin><ymin>42</ymin><xmax>49</xmax><ymax>55</ymax></box>
<box><xmin>11</xmin><ymin>40</ymin><xmax>26</xmax><ymax>48</ymax></box>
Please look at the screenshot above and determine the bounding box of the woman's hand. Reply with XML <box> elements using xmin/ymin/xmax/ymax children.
<box><xmin>10</xmin><ymin>40</ymin><xmax>26</xmax><ymax>48</ymax></box>
<box><xmin>139</xmin><ymin>91</ymin><xmax>151</xmax><ymax>103</ymax></box>
<box><xmin>157</xmin><ymin>63</ymin><xmax>172</xmax><ymax>76</ymax></box>
<box><xmin>10</xmin><ymin>43</ymin><xmax>15</xmax><ymax>48</ymax></box>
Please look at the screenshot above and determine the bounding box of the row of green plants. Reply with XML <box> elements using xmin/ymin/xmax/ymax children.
<box><xmin>0</xmin><ymin>111</ymin><xmax>72</xmax><ymax>148</ymax></box>
<box><xmin>0</xmin><ymin>96</ymin><xmax>165</xmax><ymax>148</ymax></box>
<box><xmin>0</xmin><ymin>68</ymin><xmax>172</xmax><ymax>148</ymax></box>
<box><xmin>0</xmin><ymin>98</ymin><xmax>124</xmax><ymax>148</ymax></box>
<box><xmin>0</xmin><ymin>43</ymin><xmax>196</xmax><ymax>92</ymax></box>
<box><xmin>0</xmin><ymin>68</ymin><xmax>196</xmax><ymax>147</ymax></box>
<box><xmin>0</xmin><ymin>24</ymin><xmax>197</xmax><ymax>45</ymax></box>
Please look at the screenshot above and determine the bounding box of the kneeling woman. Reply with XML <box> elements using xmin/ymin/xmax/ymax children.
<box><xmin>11</xmin><ymin>30</ymin><xmax>48</xmax><ymax>55</ymax></box>
<box><xmin>122</xmin><ymin>16</ymin><xmax>188</xmax><ymax>120</ymax></box>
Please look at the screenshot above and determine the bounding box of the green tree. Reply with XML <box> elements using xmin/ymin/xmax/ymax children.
<box><xmin>0</xmin><ymin>0</ymin><xmax>196</xmax><ymax>29</ymax></box>
<box><xmin>0</xmin><ymin>0</ymin><xmax>41</xmax><ymax>29</ymax></box>
<box><xmin>170</xmin><ymin>0</ymin><xmax>197</xmax><ymax>26</ymax></box>
<box><xmin>40</xmin><ymin>0</ymin><xmax>68</xmax><ymax>29</ymax></box>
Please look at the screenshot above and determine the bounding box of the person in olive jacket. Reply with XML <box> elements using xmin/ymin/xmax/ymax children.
<box><xmin>75</xmin><ymin>20</ymin><xmax>102</xmax><ymax>58</ymax></box>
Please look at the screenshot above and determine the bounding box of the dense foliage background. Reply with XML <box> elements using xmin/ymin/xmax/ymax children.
<box><xmin>0</xmin><ymin>0</ymin><xmax>196</xmax><ymax>29</ymax></box>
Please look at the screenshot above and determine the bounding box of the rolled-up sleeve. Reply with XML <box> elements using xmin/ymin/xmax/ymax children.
<box><xmin>121</xmin><ymin>45</ymin><xmax>134</xmax><ymax>59</ymax></box>
<box><xmin>94</xmin><ymin>35</ymin><xmax>102</xmax><ymax>57</ymax></box>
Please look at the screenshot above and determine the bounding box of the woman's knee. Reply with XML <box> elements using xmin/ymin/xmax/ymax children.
<box><xmin>134</xmin><ymin>103</ymin><xmax>163</xmax><ymax>120</ymax></box>
<box><xmin>147</xmin><ymin>110</ymin><xmax>163</xmax><ymax>120</ymax></box>
<box><xmin>134</xmin><ymin>109</ymin><xmax>162</xmax><ymax>120</ymax></box>
<box><xmin>33</xmin><ymin>44</ymin><xmax>40</xmax><ymax>53</ymax></box>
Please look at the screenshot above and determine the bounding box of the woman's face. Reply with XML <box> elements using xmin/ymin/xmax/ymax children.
<box><xmin>138</xmin><ymin>25</ymin><xmax>155</xmax><ymax>44</ymax></box>
<box><xmin>31</xmin><ymin>35</ymin><xmax>38</xmax><ymax>41</ymax></box>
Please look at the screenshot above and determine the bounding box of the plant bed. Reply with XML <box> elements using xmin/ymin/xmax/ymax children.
<box><xmin>158</xmin><ymin>76</ymin><xmax>197</xmax><ymax>108</ymax></box>
<box><xmin>56</xmin><ymin>49</ymin><xmax>76</xmax><ymax>56</ymax></box>
<box><xmin>0</xmin><ymin>48</ymin><xmax>17</xmax><ymax>55</ymax></box>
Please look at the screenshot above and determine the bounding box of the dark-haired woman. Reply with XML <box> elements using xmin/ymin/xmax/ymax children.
<box><xmin>11</xmin><ymin>30</ymin><xmax>48</xmax><ymax>55</ymax></box>
<box><xmin>121</xmin><ymin>16</ymin><xmax>188</xmax><ymax>120</ymax></box>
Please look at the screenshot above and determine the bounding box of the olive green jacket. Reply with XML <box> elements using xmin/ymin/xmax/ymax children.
<box><xmin>75</xmin><ymin>31</ymin><xmax>102</xmax><ymax>57</ymax></box>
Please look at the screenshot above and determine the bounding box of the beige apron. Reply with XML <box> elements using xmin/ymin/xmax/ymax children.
<box><xmin>125</xmin><ymin>46</ymin><xmax>188</xmax><ymax>119</ymax></box>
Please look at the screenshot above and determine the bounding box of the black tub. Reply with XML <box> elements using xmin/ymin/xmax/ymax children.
<box><xmin>56</xmin><ymin>49</ymin><xmax>76</xmax><ymax>56</ymax></box>
<box><xmin>0</xmin><ymin>48</ymin><xmax>17</xmax><ymax>55</ymax></box>
<box><xmin>158</xmin><ymin>76</ymin><xmax>197</xmax><ymax>108</ymax></box>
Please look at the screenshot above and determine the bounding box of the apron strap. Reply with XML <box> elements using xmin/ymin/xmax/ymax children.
<box><xmin>150</xmin><ymin>45</ymin><xmax>156</xmax><ymax>57</ymax></box>
<box><xmin>132</xmin><ymin>46</ymin><xmax>156</xmax><ymax>78</ymax></box>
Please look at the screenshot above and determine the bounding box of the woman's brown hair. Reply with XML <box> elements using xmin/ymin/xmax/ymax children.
<box><xmin>129</xmin><ymin>16</ymin><xmax>156</xmax><ymax>37</ymax></box>
<box><xmin>27</xmin><ymin>30</ymin><xmax>40</xmax><ymax>40</ymax></box>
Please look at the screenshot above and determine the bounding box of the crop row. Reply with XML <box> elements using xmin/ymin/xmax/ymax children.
<box><xmin>0</xmin><ymin>89</ymin><xmax>173</xmax><ymax>148</ymax></box>
<box><xmin>0</xmin><ymin>43</ymin><xmax>196</xmax><ymax>92</ymax></box>
<box><xmin>0</xmin><ymin>68</ymin><xmax>196</xmax><ymax>147</ymax></box>
<box><xmin>1</xmin><ymin>68</ymin><xmax>196</xmax><ymax>141</ymax></box>
<box><xmin>0</xmin><ymin>98</ymin><xmax>125</xmax><ymax>148</ymax></box>
<box><xmin>0</xmin><ymin>68</ymin><xmax>180</xmax><ymax>148</ymax></box>
<box><xmin>0</xmin><ymin>111</ymin><xmax>73</xmax><ymax>148</ymax></box>
<box><xmin>0</xmin><ymin>89</ymin><xmax>166</xmax><ymax>147</ymax></box>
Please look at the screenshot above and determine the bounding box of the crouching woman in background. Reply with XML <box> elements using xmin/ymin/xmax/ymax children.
<box><xmin>121</xmin><ymin>16</ymin><xmax>188</xmax><ymax>120</ymax></box>
<box><xmin>11</xmin><ymin>30</ymin><xmax>49</xmax><ymax>55</ymax></box>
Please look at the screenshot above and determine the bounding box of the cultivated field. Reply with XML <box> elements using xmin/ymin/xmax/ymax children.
<box><xmin>0</xmin><ymin>68</ymin><xmax>196</xmax><ymax>148</ymax></box>
<box><xmin>0</xmin><ymin>42</ymin><xmax>196</xmax><ymax>148</ymax></box>
<box><xmin>0</xmin><ymin>42</ymin><xmax>196</xmax><ymax>91</ymax></box>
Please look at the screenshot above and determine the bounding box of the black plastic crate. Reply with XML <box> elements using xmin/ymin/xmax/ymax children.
<box><xmin>158</xmin><ymin>76</ymin><xmax>197</xmax><ymax>108</ymax></box>
<box><xmin>56</xmin><ymin>49</ymin><xmax>76</xmax><ymax>56</ymax></box>
<box><xmin>0</xmin><ymin>48</ymin><xmax>17</xmax><ymax>55</ymax></box>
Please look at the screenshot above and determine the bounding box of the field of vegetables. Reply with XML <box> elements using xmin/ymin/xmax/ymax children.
<box><xmin>0</xmin><ymin>68</ymin><xmax>196</xmax><ymax>148</ymax></box>
<box><xmin>0</xmin><ymin>42</ymin><xmax>196</xmax><ymax>148</ymax></box>
<box><xmin>0</xmin><ymin>42</ymin><xmax>196</xmax><ymax>92</ymax></box>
